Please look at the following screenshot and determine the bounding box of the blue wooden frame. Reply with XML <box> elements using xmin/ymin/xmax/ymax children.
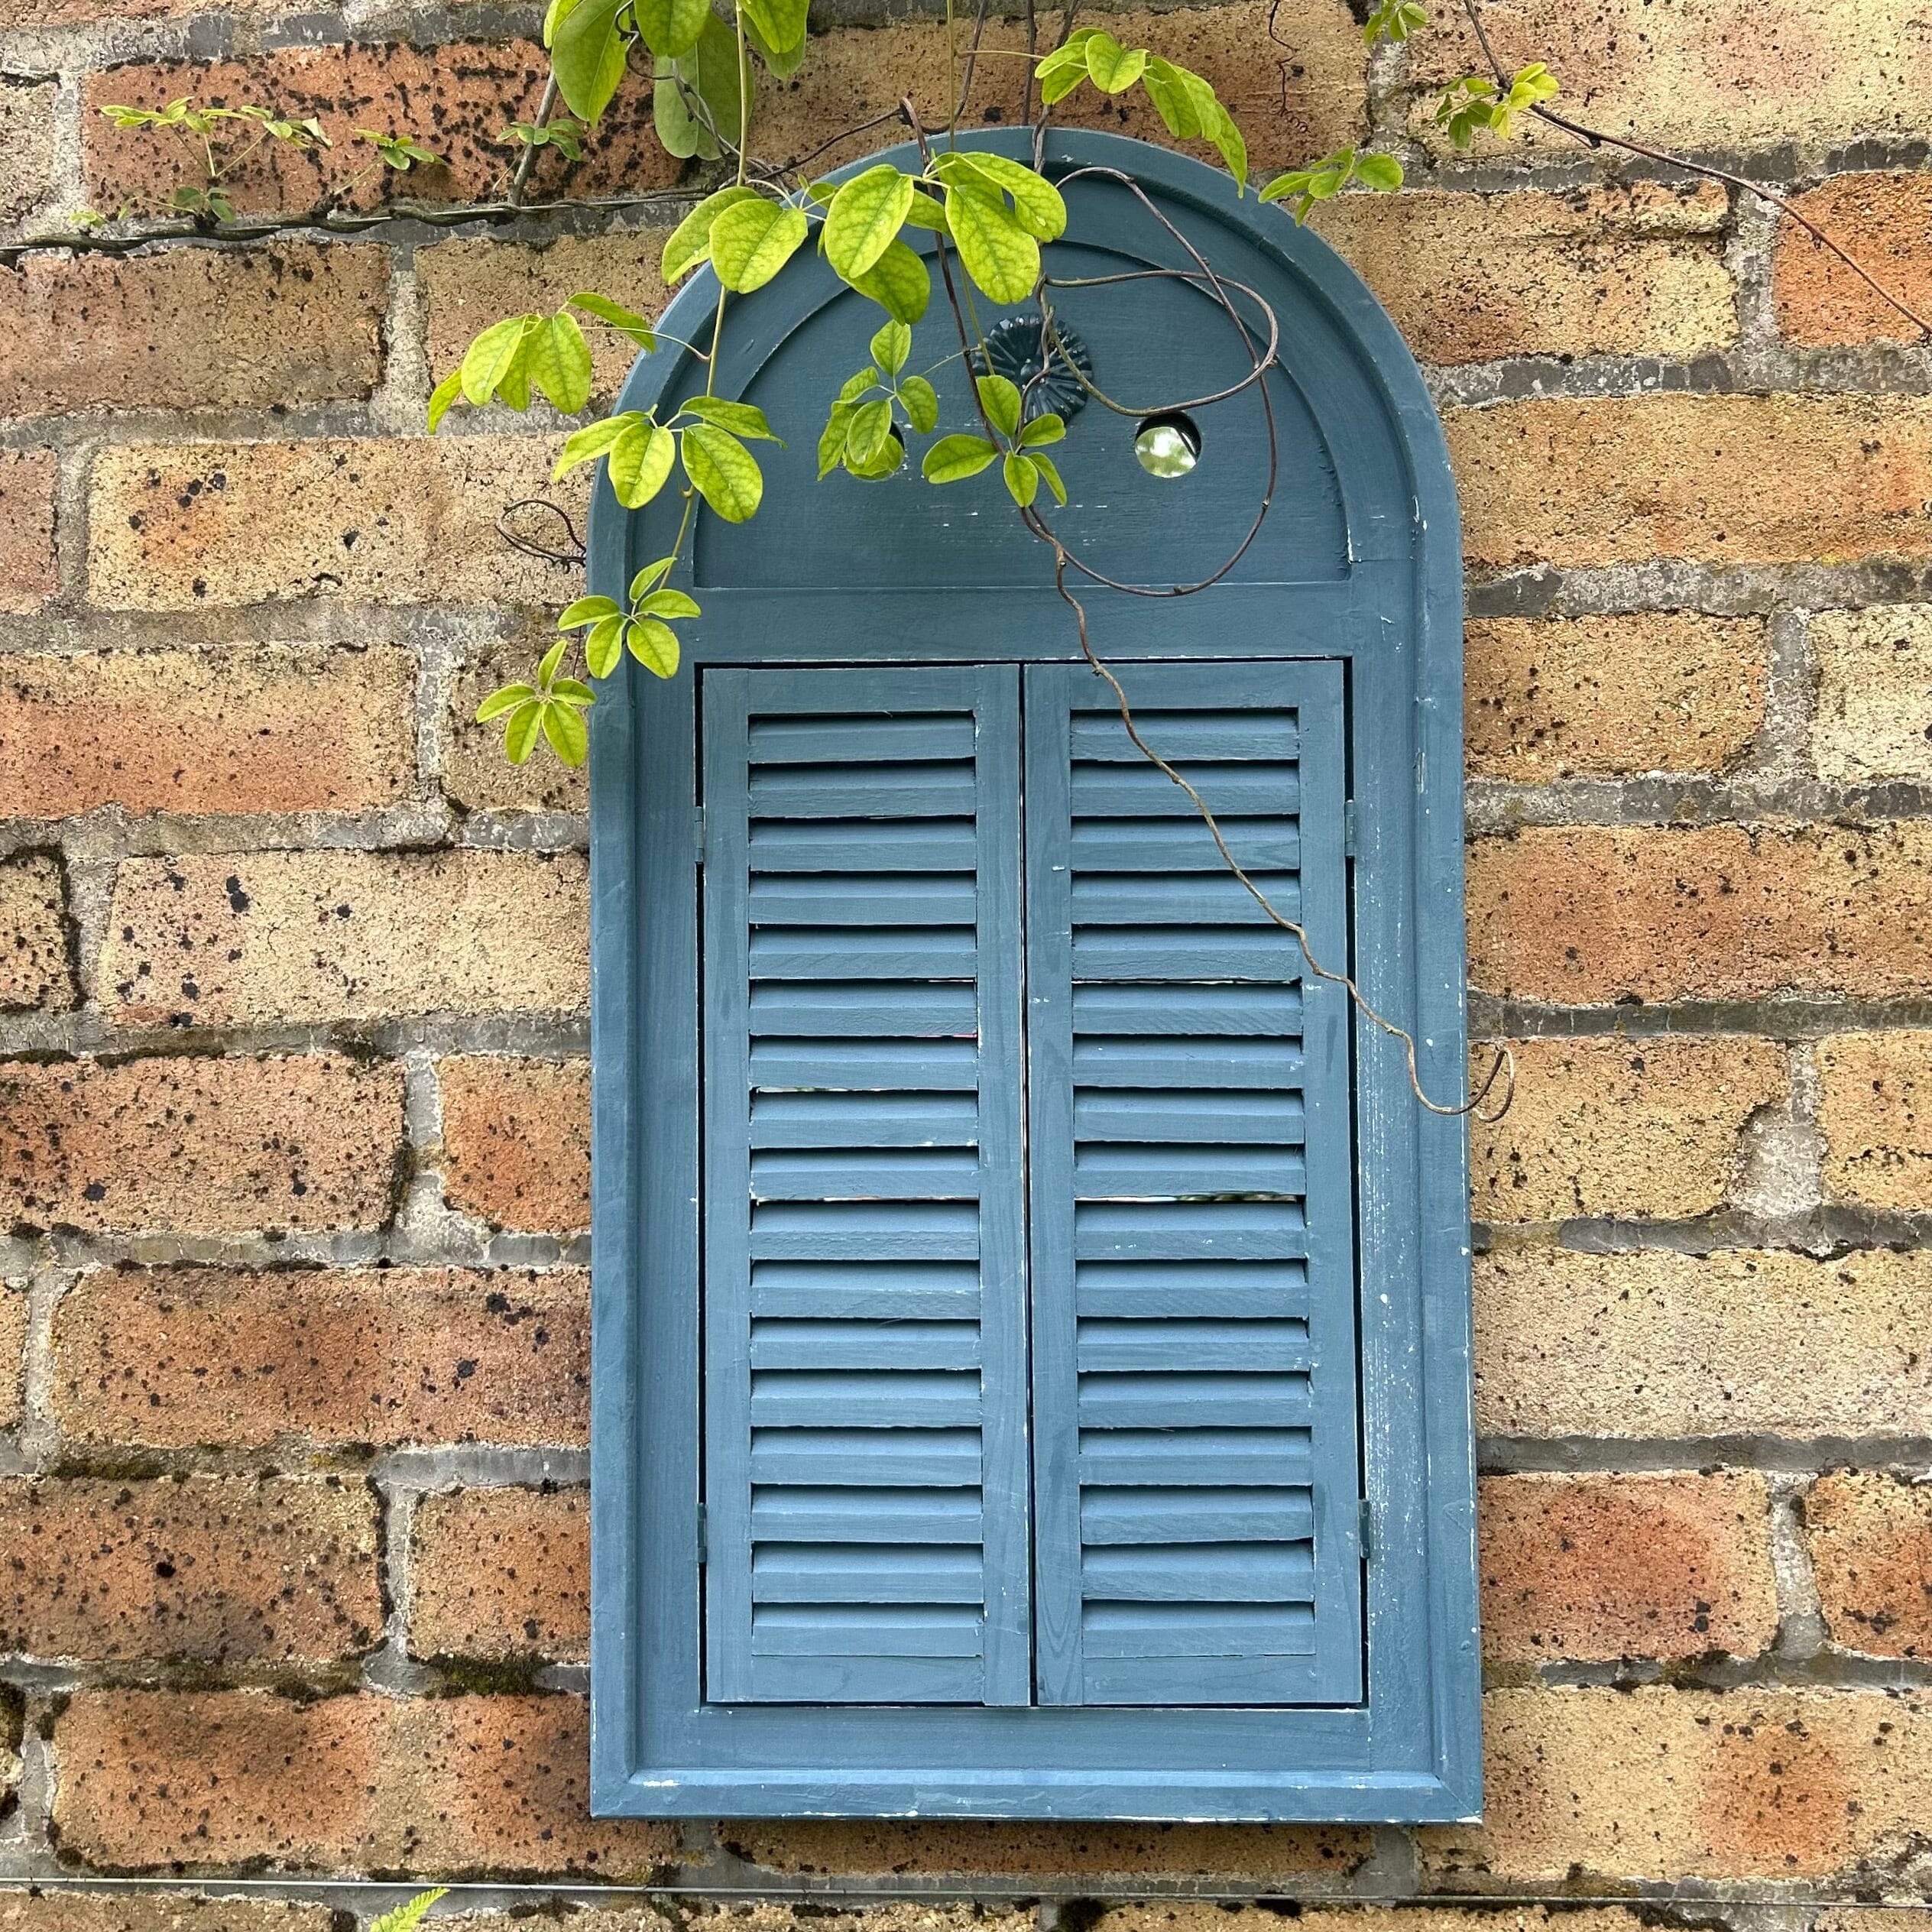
<box><xmin>587</xmin><ymin>126</ymin><xmax>1478</xmax><ymax>1821</ymax></box>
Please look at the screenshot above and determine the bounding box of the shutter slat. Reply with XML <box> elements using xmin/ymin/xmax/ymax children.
<box><xmin>705</xmin><ymin>666</ymin><xmax>1029</xmax><ymax>1706</ymax></box>
<box><xmin>1027</xmin><ymin>660</ymin><xmax>1364</xmax><ymax>1708</ymax></box>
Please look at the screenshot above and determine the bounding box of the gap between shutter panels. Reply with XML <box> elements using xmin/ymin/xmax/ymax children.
<box><xmin>697</xmin><ymin>659</ymin><xmax>1367</xmax><ymax>1710</ymax></box>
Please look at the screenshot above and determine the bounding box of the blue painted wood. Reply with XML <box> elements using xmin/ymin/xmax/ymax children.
<box><xmin>587</xmin><ymin>125</ymin><xmax>1479</xmax><ymax>1822</ymax></box>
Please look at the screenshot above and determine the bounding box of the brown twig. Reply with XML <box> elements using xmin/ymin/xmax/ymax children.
<box><xmin>507</xmin><ymin>73</ymin><xmax>559</xmax><ymax>205</ymax></box>
<box><xmin>496</xmin><ymin>497</ymin><xmax>587</xmax><ymax>565</ymax></box>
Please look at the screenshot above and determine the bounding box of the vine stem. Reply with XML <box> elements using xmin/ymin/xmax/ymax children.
<box><xmin>1452</xmin><ymin>0</ymin><xmax>1932</xmax><ymax>338</ymax></box>
<box><xmin>508</xmin><ymin>73</ymin><xmax>559</xmax><ymax>205</ymax></box>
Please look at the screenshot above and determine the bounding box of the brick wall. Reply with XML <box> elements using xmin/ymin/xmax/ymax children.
<box><xmin>2</xmin><ymin>0</ymin><xmax>1932</xmax><ymax>1922</ymax></box>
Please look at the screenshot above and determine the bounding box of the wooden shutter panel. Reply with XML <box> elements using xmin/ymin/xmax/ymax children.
<box><xmin>1024</xmin><ymin>660</ymin><xmax>1364</xmax><ymax>1707</ymax></box>
<box><xmin>700</xmin><ymin>665</ymin><xmax>1030</xmax><ymax>1704</ymax></box>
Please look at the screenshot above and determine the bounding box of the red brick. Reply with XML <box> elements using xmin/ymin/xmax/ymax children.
<box><xmin>1772</xmin><ymin>173</ymin><xmax>1932</xmax><ymax>347</ymax></box>
<box><xmin>0</xmin><ymin>1053</ymin><xmax>404</xmax><ymax>1236</ymax></box>
<box><xmin>0</xmin><ymin>852</ymin><xmax>73</xmax><ymax>1013</ymax></box>
<box><xmin>102</xmin><ymin>851</ymin><xmax>588</xmax><ymax>1027</ymax></box>
<box><xmin>1805</xmin><ymin>1469</ymin><xmax>1932</xmax><ymax>1658</ymax></box>
<box><xmin>51</xmin><ymin>1265</ymin><xmax>588</xmax><ymax>1450</ymax></box>
<box><xmin>1478</xmin><ymin>1471</ymin><xmax>1778</xmax><ymax>1665</ymax></box>
<box><xmin>0</xmin><ymin>245</ymin><xmax>386</xmax><ymax>420</ymax></box>
<box><xmin>410</xmin><ymin>1486</ymin><xmax>588</xmax><ymax>1662</ymax></box>
<box><xmin>1448</xmin><ymin>394</ymin><xmax>1932</xmax><ymax>569</ymax></box>
<box><xmin>53</xmin><ymin>1690</ymin><xmax>676</xmax><ymax>1875</ymax></box>
<box><xmin>439</xmin><ymin>1055</ymin><xmax>590</xmax><ymax>1233</ymax></box>
<box><xmin>0</xmin><ymin>645</ymin><xmax>416</xmax><ymax>820</ymax></box>
<box><xmin>83</xmin><ymin>47</ymin><xmax>673</xmax><ymax>218</ymax></box>
<box><xmin>1469</xmin><ymin>823</ymin><xmax>1932</xmax><ymax>1004</ymax></box>
<box><xmin>0</xmin><ymin>1897</ymin><xmax>332</xmax><ymax>1932</ymax></box>
<box><xmin>0</xmin><ymin>1475</ymin><xmax>380</xmax><ymax>1665</ymax></box>
<box><xmin>0</xmin><ymin>446</ymin><xmax>57</xmax><ymax>614</ymax></box>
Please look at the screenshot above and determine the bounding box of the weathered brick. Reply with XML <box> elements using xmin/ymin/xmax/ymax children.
<box><xmin>0</xmin><ymin>645</ymin><xmax>415</xmax><ymax>820</ymax></box>
<box><xmin>1478</xmin><ymin>1471</ymin><xmax>1777</xmax><ymax>1664</ymax></box>
<box><xmin>0</xmin><ymin>77</ymin><xmax>56</xmax><ymax>233</ymax></box>
<box><xmin>0</xmin><ymin>1895</ymin><xmax>332</xmax><ymax>1932</ymax></box>
<box><xmin>1810</xmin><ymin>605</ymin><xmax>1932</xmax><ymax>783</ymax></box>
<box><xmin>102</xmin><ymin>850</ymin><xmax>588</xmax><ymax>1027</ymax></box>
<box><xmin>751</xmin><ymin>0</ymin><xmax>1365</xmax><ymax>179</ymax></box>
<box><xmin>51</xmin><ymin>1265</ymin><xmax>588</xmax><ymax>1450</ymax></box>
<box><xmin>680</xmin><ymin>1912</ymin><xmax>1027</xmax><ymax>1932</ymax></box>
<box><xmin>726</xmin><ymin>1818</ymin><xmax>1371</xmax><ymax>1880</ymax></box>
<box><xmin>439</xmin><ymin>1055</ymin><xmax>590</xmax><ymax>1234</ymax></box>
<box><xmin>1405</xmin><ymin>0</ymin><xmax>1932</xmax><ymax>154</ymax></box>
<box><xmin>445</xmin><ymin>627</ymin><xmax>590</xmax><ymax>813</ymax></box>
<box><xmin>0</xmin><ymin>1475</ymin><xmax>380</xmax><ymax>1665</ymax></box>
<box><xmin>1423</xmin><ymin>1686</ymin><xmax>1932</xmax><ymax>1882</ymax></box>
<box><xmin>1472</xmin><ymin>1035</ymin><xmax>1785</xmax><ymax>1224</ymax></box>
<box><xmin>1773</xmin><ymin>173</ymin><xmax>1932</xmax><ymax>347</ymax></box>
<box><xmin>1319</xmin><ymin>182</ymin><xmax>1733</xmax><ymax>365</ymax></box>
<box><xmin>0</xmin><ymin>1279</ymin><xmax>24</xmax><ymax>1432</ymax></box>
<box><xmin>88</xmin><ymin>436</ymin><xmax>582</xmax><ymax>613</ymax></box>
<box><xmin>421</xmin><ymin>231</ymin><xmax>671</xmax><ymax>410</ymax></box>
<box><xmin>83</xmin><ymin>46</ymin><xmax>673</xmax><ymax>216</ymax></box>
<box><xmin>1476</xmin><ymin>1246</ymin><xmax>1932</xmax><ymax>1439</ymax></box>
<box><xmin>410</xmin><ymin>1486</ymin><xmax>588</xmax><ymax>1662</ymax></box>
<box><xmin>1820</xmin><ymin>1029</ymin><xmax>1932</xmax><ymax>1210</ymax></box>
<box><xmin>1107</xmin><ymin>1908</ymin><xmax>1652</xmax><ymax>1932</ymax></box>
<box><xmin>0</xmin><ymin>446</ymin><xmax>57</xmax><ymax>615</ymax></box>
<box><xmin>1806</xmin><ymin>1469</ymin><xmax>1932</xmax><ymax>1658</ymax></box>
<box><xmin>1448</xmin><ymin>394</ymin><xmax>1932</xmax><ymax>569</ymax></box>
<box><xmin>0</xmin><ymin>1053</ymin><xmax>403</xmax><ymax>1236</ymax></box>
<box><xmin>0</xmin><ymin>853</ymin><xmax>72</xmax><ymax>1013</ymax></box>
<box><xmin>1469</xmin><ymin>823</ymin><xmax>1932</xmax><ymax>1003</ymax></box>
<box><xmin>1467</xmin><ymin>611</ymin><xmax>1765</xmax><ymax>781</ymax></box>
<box><xmin>53</xmin><ymin>1690</ymin><xmax>676</xmax><ymax>1875</ymax></box>
<box><xmin>0</xmin><ymin>245</ymin><xmax>386</xmax><ymax>421</ymax></box>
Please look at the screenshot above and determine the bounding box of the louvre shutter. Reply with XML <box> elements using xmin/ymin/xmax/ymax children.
<box><xmin>1023</xmin><ymin>660</ymin><xmax>1364</xmax><ymax>1707</ymax></box>
<box><xmin>700</xmin><ymin>665</ymin><xmax>1030</xmax><ymax>1704</ymax></box>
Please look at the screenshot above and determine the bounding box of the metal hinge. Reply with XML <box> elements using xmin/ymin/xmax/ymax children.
<box><xmin>1342</xmin><ymin>800</ymin><xmax>1357</xmax><ymax>857</ymax></box>
<box><xmin>1358</xmin><ymin>1499</ymin><xmax>1374</xmax><ymax>1560</ymax></box>
<box><xmin>696</xmin><ymin>1502</ymin><xmax>708</xmax><ymax>1566</ymax></box>
<box><xmin>694</xmin><ymin>806</ymin><xmax>706</xmax><ymax>866</ymax></box>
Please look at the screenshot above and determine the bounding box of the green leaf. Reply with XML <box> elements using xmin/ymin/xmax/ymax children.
<box><xmin>661</xmin><ymin>184</ymin><xmax>760</xmax><ymax>280</ymax></box>
<box><xmin>630</xmin><ymin>554</ymin><xmax>678</xmax><ymax>598</ymax></box>
<box><xmin>627</xmin><ymin>616</ymin><xmax>682</xmax><ymax>676</ymax></box>
<box><xmin>1036</xmin><ymin>29</ymin><xmax>1097</xmax><ymax>103</ymax></box>
<box><xmin>426</xmin><ymin>366</ymin><xmax>465</xmax><ymax>433</ymax></box>
<box><xmin>571</xmin><ymin>290</ymin><xmax>656</xmax><ymax>347</ymax></box>
<box><xmin>839</xmin><ymin>367</ymin><xmax>880</xmax><ymax>404</ymax></box>
<box><xmin>900</xmin><ymin>373</ymin><xmax>939</xmax><ymax>435</ymax></box>
<box><xmin>739</xmin><ymin>0</ymin><xmax>808</xmax><ymax>57</ymax></box>
<box><xmin>543</xmin><ymin>699</ymin><xmax>590</xmax><ymax>764</ymax></box>
<box><xmin>819</xmin><ymin>400</ymin><xmax>857</xmax><ymax>477</ymax></box>
<box><xmin>922</xmin><ymin>433</ymin><xmax>1000</xmax><ymax>483</ymax></box>
<box><xmin>744</xmin><ymin>6</ymin><xmax>808</xmax><ymax>74</ymax></box>
<box><xmin>945</xmin><ymin>183</ymin><xmax>1039</xmax><ymax>303</ymax></box>
<box><xmin>846</xmin><ymin>397</ymin><xmax>894</xmax><ymax>468</ymax></box>
<box><xmin>939</xmin><ymin>149</ymin><xmax>1067</xmax><ymax>240</ymax></box>
<box><xmin>635</xmin><ymin>587</ymin><xmax>702</xmax><ymax>618</ymax></box>
<box><xmin>585</xmin><ymin>613</ymin><xmax>625</xmax><ymax>676</ymax></box>
<box><xmin>554</xmin><ymin>410</ymin><xmax>638</xmax><ymax>479</ymax></box>
<box><xmin>475</xmin><ymin>682</ymin><xmax>538</xmax><ymax>722</ymax></box>
<box><xmin>559</xmin><ymin>594</ymin><xmax>624</xmax><ymax>627</ymax></box>
<box><xmin>539</xmin><ymin>636</ymin><xmax>571</xmax><ymax>685</ymax></box>
<box><xmin>369</xmin><ymin>1890</ymin><xmax>450</xmax><ymax>1932</ymax></box>
<box><xmin>1141</xmin><ymin>55</ymin><xmax>1216</xmax><ymax>139</ymax></box>
<box><xmin>847</xmin><ymin>426</ymin><xmax>904</xmax><ymax>478</ymax></box>
<box><xmin>527</xmin><ymin>312</ymin><xmax>595</xmax><ymax>413</ymax></box>
<box><xmin>1363</xmin><ymin>0</ymin><xmax>1425</xmax><ymax>41</ymax></box>
<box><xmin>823</xmin><ymin>164</ymin><xmax>917</xmax><ymax>281</ymax></box>
<box><xmin>682</xmin><ymin>424</ymin><xmax>764</xmax><ymax>520</ymax></box>
<box><xmin>1082</xmin><ymin>30</ymin><xmax>1146</xmax><ymax>92</ymax></box>
<box><xmin>679</xmin><ymin>394</ymin><xmax>782</xmax><ymax>440</ymax></box>
<box><xmin>547</xmin><ymin>0</ymin><xmax>630</xmax><ymax>124</ymax></box>
<box><xmin>976</xmin><ymin>373</ymin><xmax>1022</xmax><ymax>439</ymax></box>
<box><xmin>708</xmin><ymin>196</ymin><xmax>809</xmax><ymax>291</ymax></box>
<box><xmin>653</xmin><ymin>15</ymin><xmax>749</xmax><ymax>161</ymax></box>
<box><xmin>634</xmin><ymin>0</ymin><xmax>708</xmax><ymax>57</ymax></box>
<box><xmin>1353</xmin><ymin>150</ymin><xmax>1403</xmax><ymax>191</ymax></box>
<box><xmin>461</xmin><ymin>313</ymin><xmax>538</xmax><ymax>405</ymax></box>
<box><xmin>608</xmin><ymin>417</ymin><xmax>677</xmax><ymax>507</ymax></box>
<box><xmin>870</xmin><ymin>319</ymin><xmax>912</xmax><ymax>376</ymax></box>
<box><xmin>504</xmin><ymin>701</ymin><xmax>544</xmax><ymax>763</ymax></box>
<box><xmin>1003</xmin><ymin>451</ymin><xmax>1039</xmax><ymax>507</ymax></box>
<box><xmin>848</xmin><ymin>238</ymin><xmax>931</xmax><ymax>322</ymax></box>
<box><xmin>1208</xmin><ymin>103</ymin><xmax>1247</xmax><ymax>186</ymax></box>
<box><xmin>1019</xmin><ymin>410</ymin><xmax>1065</xmax><ymax>447</ymax></box>
<box><xmin>901</xmin><ymin>190</ymin><xmax>950</xmax><ymax>232</ymax></box>
<box><xmin>1030</xmin><ymin>449</ymin><xmax>1067</xmax><ymax>504</ymax></box>
<box><xmin>551</xmin><ymin>676</ymin><xmax>596</xmax><ymax>705</ymax></box>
